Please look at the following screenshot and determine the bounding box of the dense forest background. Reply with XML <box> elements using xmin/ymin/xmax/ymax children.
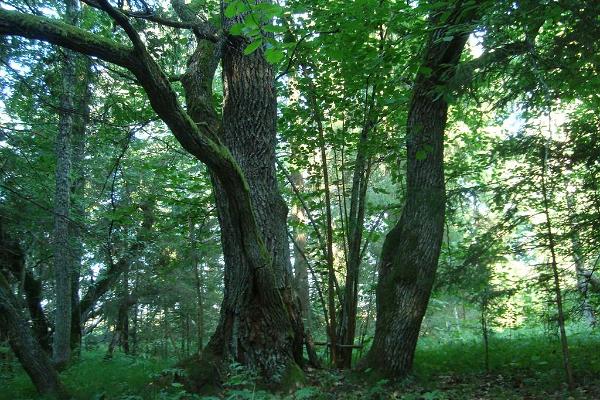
<box><xmin>1</xmin><ymin>0</ymin><xmax>600</xmax><ymax>399</ymax></box>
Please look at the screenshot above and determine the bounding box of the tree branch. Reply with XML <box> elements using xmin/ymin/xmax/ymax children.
<box><xmin>0</xmin><ymin>9</ymin><xmax>135</xmax><ymax>69</ymax></box>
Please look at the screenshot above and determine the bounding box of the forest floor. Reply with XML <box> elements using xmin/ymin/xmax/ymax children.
<box><xmin>2</xmin><ymin>329</ymin><xmax>600</xmax><ymax>399</ymax></box>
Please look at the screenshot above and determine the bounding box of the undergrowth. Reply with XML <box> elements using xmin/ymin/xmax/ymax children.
<box><xmin>2</xmin><ymin>328</ymin><xmax>600</xmax><ymax>399</ymax></box>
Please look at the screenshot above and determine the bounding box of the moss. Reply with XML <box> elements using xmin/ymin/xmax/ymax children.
<box><xmin>176</xmin><ymin>352</ymin><xmax>223</xmax><ymax>396</ymax></box>
<box><xmin>276</xmin><ymin>362</ymin><xmax>305</xmax><ymax>393</ymax></box>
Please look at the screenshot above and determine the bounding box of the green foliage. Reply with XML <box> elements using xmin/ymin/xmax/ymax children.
<box><xmin>2</xmin><ymin>0</ymin><xmax>600</xmax><ymax>397</ymax></box>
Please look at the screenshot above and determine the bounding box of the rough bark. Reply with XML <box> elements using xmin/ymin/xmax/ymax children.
<box><xmin>202</xmin><ymin>30</ymin><xmax>302</xmax><ymax>380</ymax></box>
<box><xmin>51</xmin><ymin>0</ymin><xmax>80</xmax><ymax>366</ymax></box>
<box><xmin>0</xmin><ymin>274</ymin><xmax>67</xmax><ymax>398</ymax></box>
<box><xmin>69</xmin><ymin>54</ymin><xmax>93</xmax><ymax>353</ymax></box>
<box><xmin>172</xmin><ymin>1</ymin><xmax>303</xmax><ymax>386</ymax></box>
<box><xmin>363</xmin><ymin>5</ymin><xmax>477</xmax><ymax>377</ymax></box>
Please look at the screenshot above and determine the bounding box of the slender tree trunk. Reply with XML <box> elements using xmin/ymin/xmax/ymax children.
<box><xmin>121</xmin><ymin>271</ymin><xmax>130</xmax><ymax>354</ymax></box>
<box><xmin>540</xmin><ymin>139</ymin><xmax>574</xmax><ymax>390</ymax></box>
<box><xmin>338</xmin><ymin>114</ymin><xmax>372</xmax><ymax>368</ymax></box>
<box><xmin>481</xmin><ymin>298</ymin><xmax>489</xmax><ymax>373</ymax></box>
<box><xmin>306</xmin><ymin>80</ymin><xmax>338</xmax><ymax>365</ymax></box>
<box><xmin>291</xmin><ymin>172</ymin><xmax>311</xmax><ymax>330</ymax></box>
<box><xmin>52</xmin><ymin>0</ymin><xmax>90</xmax><ymax>368</ymax></box>
<box><xmin>189</xmin><ymin>217</ymin><xmax>204</xmax><ymax>352</ymax></box>
<box><xmin>290</xmin><ymin>172</ymin><xmax>322</xmax><ymax>367</ymax></box>
<box><xmin>0</xmin><ymin>274</ymin><xmax>67</xmax><ymax>398</ymax></box>
<box><xmin>363</xmin><ymin>5</ymin><xmax>476</xmax><ymax>377</ymax></box>
<box><xmin>52</xmin><ymin>31</ymin><xmax>76</xmax><ymax>371</ymax></box>
<box><xmin>131</xmin><ymin>302</ymin><xmax>138</xmax><ymax>355</ymax></box>
<box><xmin>69</xmin><ymin>55</ymin><xmax>92</xmax><ymax>355</ymax></box>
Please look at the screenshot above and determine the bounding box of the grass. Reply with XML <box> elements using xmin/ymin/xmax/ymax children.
<box><xmin>2</xmin><ymin>328</ymin><xmax>600</xmax><ymax>399</ymax></box>
<box><xmin>1</xmin><ymin>350</ymin><xmax>174</xmax><ymax>400</ymax></box>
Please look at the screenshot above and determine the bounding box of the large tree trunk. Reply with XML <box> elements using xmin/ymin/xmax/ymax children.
<box><xmin>0</xmin><ymin>273</ymin><xmax>67</xmax><ymax>398</ymax></box>
<box><xmin>175</xmin><ymin>3</ymin><xmax>303</xmax><ymax>386</ymax></box>
<box><xmin>204</xmin><ymin>31</ymin><xmax>303</xmax><ymax>379</ymax></box>
<box><xmin>363</xmin><ymin>5</ymin><xmax>476</xmax><ymax>377</ymax></box>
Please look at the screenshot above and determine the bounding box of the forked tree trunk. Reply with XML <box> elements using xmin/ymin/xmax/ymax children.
<box><xmin>176</xmin><ymin>7</ymin><xmax>303</xmax><ymax>385</ymax></box>
<box><xmin>363</xmin><ymin>5</ymin><xmax>476</xmax><ymax>377</ymax></box>
<box><xmin>204</xmin><ymin>31</ymin><xmax>303</xmax><ymax>379</ymax></box>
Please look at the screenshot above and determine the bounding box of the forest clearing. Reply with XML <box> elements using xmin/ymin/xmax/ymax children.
<box><xmin>1</xmin><ymin>0</ymin><xmax>599</xmax><ymax>398</ymax></box>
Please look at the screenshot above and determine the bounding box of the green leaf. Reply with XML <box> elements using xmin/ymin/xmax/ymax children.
<box><xmin>264</xmin><ymin>47</ymin><xmax>285</xmax><ymax>64</ymax></box>
<box><xmin>263</xmin><ymin>24</ymin><xmax>287</xmax><ymax>33</ymax></box>
<box><xmin>244</xmin><ymin>39</ymin><xmax>263</xmax><ymax>55</ymax></box>
<box><xmin>229</xmin><ymin>22</ymin><xmax>245</xmax><ymax>36</ymax></box>
<box><xmin>224</xmin><ymin>0</ymin><xmax>248</xmax><ymax>18</ymax></box>
<box><xmin>254</xmin><ymin>3</ymin><xmax>284</xmax><ymax>17</ymax></box>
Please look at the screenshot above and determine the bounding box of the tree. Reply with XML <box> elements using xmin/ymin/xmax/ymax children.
<box><xmin>362</xmin><ymin>2</ymin><xmax>479</xmax><ymax>377</ymax></box>
<box><xmin>51</xmin><ymin>0</ymin><xmax>92</xmax><ymax>367</ymax></box>
<box><xmin>0</xmin><ymin>0</ymin><xmax>304</xmax><ymax>387</ymax></box>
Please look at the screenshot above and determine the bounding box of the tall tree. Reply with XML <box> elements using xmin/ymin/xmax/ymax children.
<box><xmin>362</xmin><ymin>2</ymin><xmax>478</xmax><ymax>377</ymax></box>
<box><xmin>51</xmin><ymin>0</ymin><xmax>85</xmax><ymax>368</ymax></box>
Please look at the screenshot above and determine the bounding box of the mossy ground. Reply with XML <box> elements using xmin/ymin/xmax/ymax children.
<box><xmin>2</xmin><ymin>329</ymin><xmax>600</xmax><ymax>399</ymax></box>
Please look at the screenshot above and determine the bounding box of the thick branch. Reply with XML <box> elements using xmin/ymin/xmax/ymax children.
<box><xmin>0</xmin><ymin>9</ymin><xmax>134</xmax><ymax>69</ymax></box>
